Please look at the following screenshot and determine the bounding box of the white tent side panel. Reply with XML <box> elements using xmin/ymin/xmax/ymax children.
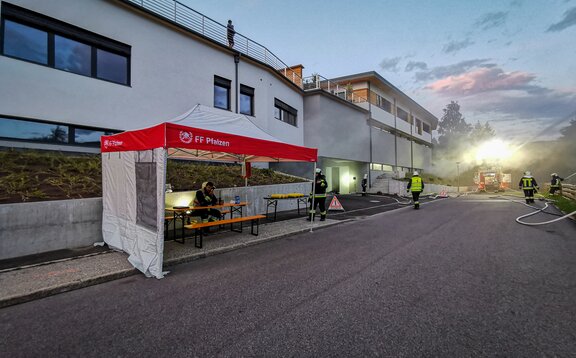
<box><xmin>102</xmin><ymin>148</ymin><xmax>166</xmax><ymax>279</ymax></box>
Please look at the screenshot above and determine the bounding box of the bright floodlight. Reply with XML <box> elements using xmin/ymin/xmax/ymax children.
<box><xmin>475</xmin><ymin>139</ymin><xmax>512</xmax><ymax>163</ymax></box>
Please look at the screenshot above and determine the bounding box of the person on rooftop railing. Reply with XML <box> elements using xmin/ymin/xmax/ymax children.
<box><xmin>227</xmin><ymin>20</ymin><xmax>235</xmax><ymax>48</ymax></box>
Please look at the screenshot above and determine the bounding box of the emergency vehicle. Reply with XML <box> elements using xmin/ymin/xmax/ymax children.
<box><xmin>474</xmin><ymin>168</ymin><xmax>511</xmax><ymax>192</ymax></box>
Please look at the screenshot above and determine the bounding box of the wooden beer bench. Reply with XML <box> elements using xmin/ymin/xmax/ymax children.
<box><xmin>183</xmin><ymin>214</ymin><xmax>266</xmax><ymax>248</ymax></box>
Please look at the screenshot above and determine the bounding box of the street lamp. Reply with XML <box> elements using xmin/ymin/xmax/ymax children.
<box><xmin>456</xmin><ymin>162</ymin><xmax>460</xmax><ymax>194</ymax></box>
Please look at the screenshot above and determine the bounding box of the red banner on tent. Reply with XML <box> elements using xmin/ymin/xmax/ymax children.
<box><xmin>165</xmin><ymin>123</ymin><xmax>316</xmax><ymax>162</ymax></box>
<box><xmin>101</xmin><ymin>122</ymin><xmax>317</xmax><ymax>163</ymax></box>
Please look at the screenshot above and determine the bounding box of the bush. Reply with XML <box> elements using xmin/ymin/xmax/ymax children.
<box><xmin>0</xmin><ymin>150</ymin><xmax>307</xmax><ymax>204</ymax></box>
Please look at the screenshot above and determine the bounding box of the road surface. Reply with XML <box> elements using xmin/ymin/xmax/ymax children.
<box><xmin>1</xmin><ymin>194</ymin><xmax>575</xmax><ymax>357</ymax></box>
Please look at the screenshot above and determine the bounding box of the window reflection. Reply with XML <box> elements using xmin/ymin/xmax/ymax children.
<box><xmin>97</xmin><ymin>49</ymin><xmax>128</xmax><ymax>84</ymax></box>
<box><xmin>55</xmin><ymin>35</ymin><xmax>91</xmax><ymax>76</ymax></box>
<box><xmin>240</xmin><ymin>93</ymin><xmax>252</xmax><ymax>115</ymax></box>
<box><xmin>0</xmin><ymin>117</ymin><xmax>68</xmax><ymax>143</ymax></box>
<box><xmin>75</xmin><ymin>128</ymin><xmax>114</xmax><ymax>144</ymax></box>
<box><xmin>3</xmin><ymin>20</ymin><xmax>48</xmax><ymax>64</ymax></box>
<box><xmin>214</xmin><ymin>86</ymin><xmax>229</xmax><ymax>110</ymax></box>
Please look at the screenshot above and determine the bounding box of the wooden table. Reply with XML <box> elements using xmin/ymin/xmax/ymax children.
<box><xmin>263</xmin><ymin>196</ymin><xmax>309</xmax><ymax>221</ymax></box>
<box><xmin>165</xmin><ymin>202</ymin><xmax>248</xmax><ymax>240</ymax></box>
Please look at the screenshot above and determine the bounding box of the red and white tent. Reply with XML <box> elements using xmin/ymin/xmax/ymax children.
<box><xmin>100</xmin><ymin>105</ymin><xmax>317</xmax><ymax>278</ymax></box>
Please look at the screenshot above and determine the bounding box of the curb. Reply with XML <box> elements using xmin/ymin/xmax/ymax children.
<box><xmin>0</xmin><ymin>220</ymin><xmax>346</xmax><ymax>308</ymax></box>
<box><xmin>0</xmin><ymin>269</ymin><xmax>136</xmax><ymax>309</ymax></box>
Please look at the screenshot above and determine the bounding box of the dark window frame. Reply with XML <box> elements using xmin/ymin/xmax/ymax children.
<box><xmin>0</xmin><ymin>2</ymin><xmax>131</xmax><ymax>85</ymax></box>
<box><xmin>423</xmin><ymin>122</ymin><xmax>431</xmax><ymax>134</ymax></box>
<box><xmin>415</xmin><ymin>118</ymin><xmax>422</xmax><ymax>135</ymax></box>
<box><xmin>396</xmin><ymin>107</ymin><xmax>409</xmax><ymax>123</ymax></box>
<box><xmin>239</xmin><ymin>84</ymin><xmax>254</xmax><ymax>116</ymax></box>
<box><xmin>214</xmin><ymin>75</ymin><xmax>231</xmax><ymax>110</ymax></box>
<box><xmin>274</xmin><ymin>98</ymin><xmax>297</xmax><ymax>127</ymax></box>
<box><xmin>0</xmin><ymin>114</ymin><xmax>120</xmax><ymax>147</ymax></box>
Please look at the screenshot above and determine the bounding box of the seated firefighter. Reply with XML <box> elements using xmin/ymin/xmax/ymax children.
<box><xmin>194</xmin><ymin>181</ymin><xmax>221</xmax><ymax>223</ymax></box>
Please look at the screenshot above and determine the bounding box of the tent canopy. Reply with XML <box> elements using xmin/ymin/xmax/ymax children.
<box><xmin>99</xmin><ymin>105</ymin><xmax>316</xmax><ymax>279</ymax></box>
<box><xmin>101</xmin><ymin>105</ymin><xmax>317</xmax><ymax>162</ymax></box>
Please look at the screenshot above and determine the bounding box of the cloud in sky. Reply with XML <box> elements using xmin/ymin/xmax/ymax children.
<box><xmin>413</xmin><ymin>59</ymin><xmax>493</xmax><ymax>81</ymax></box>
<box><xmin>379</xmin><ymin>57</ymin><xmax>401</xmax><ymax>72</ymax></box>
<box><xmin>405</xmin><ymin>61</ymin><xmax>428</xmax><ymax>72</ymax></box>
<box><xmin>473</xmin><ymin>11</ymin><xmax>508</xmax><ymax>30</ymax></box>
<box><xmin>425</xmin><ymin>67</ymin><xmax>537</xmax><ymax>96</ymax></box>
<box><xmin>547</xmin><ymin>6</ymin><xmax>576</xmax><ymax>32</ymax></box>
<box><xmin>442</xmin><ymin>38</ymin><xmax>475</xmax><ymax>54</ymax></box>
<box><xmin>421</xmin><ymin>64</ymin><xmax>576</xmax><ymax>140</ymax></box>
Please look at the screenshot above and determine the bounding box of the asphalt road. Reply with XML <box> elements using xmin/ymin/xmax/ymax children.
<box><xmin>1</xmin><ymin>194</ymin><xmax>575</xmax><ymax>357</ymax></box>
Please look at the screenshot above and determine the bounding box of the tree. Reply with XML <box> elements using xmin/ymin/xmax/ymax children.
<box><xmin>469</xmin><ymin>120</ymin><xmax>495</xmax><ymax>144</ymax></box>
<box><xmin>437</xmin><ymin>101</ymin><xmax>472</xmax><ymax>149</ymax></box>
<box><xmin>434</xmin><ymin>101</ymin><xmax>472</xmax><ymax>163</ymax></box>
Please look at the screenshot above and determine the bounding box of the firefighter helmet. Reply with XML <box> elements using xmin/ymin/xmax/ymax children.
<box><xmin>551</xmin><ymin>173</ymin><xmax>558</xmax><ymax>177</ymax></box>
<box><xmin>413</xmin><ymin>171</ymin><xmax>419</xmax><ymax>176</ymax></box>
<box><xmin>524</xmin><ymin>171</ymin><xmax>531</xmax><ymax>176</ymax></box>
<box><xmin>315</xmin><ymin>168</ymin><xmax>322</xmax><ymax>174</ymax></box>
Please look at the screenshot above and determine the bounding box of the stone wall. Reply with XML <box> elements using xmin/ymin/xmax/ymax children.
<box><xmin>0</xmin><ymin>183</ymin><xmax>311</xmax><ymax>260</ymax></box>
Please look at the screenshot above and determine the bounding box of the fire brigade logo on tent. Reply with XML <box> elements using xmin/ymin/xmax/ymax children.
<box><xmin>103</xmin><ymin>139</ymin><xmax>123</xmax><ymax>148</ymax></box>
<box><xmin>328</xmin><ymin>196</ymin><xmax>345</xmax><ymax>211</ymax></box>
<box><xmin>179</xmin><ymin>131</ymin><xmax>193</xmax><ymax>144</ymax></box>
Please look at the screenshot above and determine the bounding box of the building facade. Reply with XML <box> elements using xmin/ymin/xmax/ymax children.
<box><xmin>1</xmin><ymin>0</ymin><xmax>438</xmax><ymax>194</ymax></box>
<box><xmin>293</xmin><ymin>72</ymin><xmax>437</xmax><ymax>194</ymax></box>
<box><xmin>0</xmin><ymin>0</ymin><xmax>304</xmax><ymax>153</ymax></box>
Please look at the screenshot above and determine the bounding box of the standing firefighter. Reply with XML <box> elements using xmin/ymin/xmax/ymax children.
<box><xmin>361</xmin><ymin>174</ymin><xmax>368</xmax><ymax>196</ymax></box>
<box><xmin>549</xmin><ymin>173</ymin><xmax>564</xmax><ymax>196</ymax></box>
<box><xmin>407</xmin><ymin>171</ymin><xmax>424</xmax><ymax>209</ymax></box>
<box><xmin>308</xmin><ymin>168</ymin><xmax>328</xmax><ymax>221</ymax></box>
<box><xmin>519</xmin><ymin>171</ymin><xmax>539</xmax><ymax>204</ymax></box>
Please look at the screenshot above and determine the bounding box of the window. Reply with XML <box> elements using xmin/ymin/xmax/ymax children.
<box><xmin>55</xmin><ymin>35</ymin><xmax>91</xmax><ymax>76</ymax></box>
<box><xmin>415</xmin><ymin>118</ymin><xmax>422</xmax><ymax>135</ymax></box>
<box><xmin>97</xmin><ymin>48</ymin><xmax>128</xmax><ymax>84</ymax></box>
<box><xmin>423</xmin><ymin>122</ymin><xmax>431</xmax><ymax>134</ymax></box>
<box><xmin>1</xmin><ymin>2</ymin><xmax>131</xmax><ymax>85</ymax></box>
<box><xmin>74</xmin><ymin>128</ymin><xmax>116</xmax><ymax>145</ymax></box>
<box><xmin>397</xmin><ymin>107</ymin><xmax>409</xmax><ymax>122</ymax></box>
<box><xmin>3</xmin><ymin>20</ymin><xmax>48</xmax><ymax>64</ymax></box>
<box><xmin>377</xmin><ymin>95</ymin><xmax>392</xmax><ymax>113</ymax></box>
<box><xmin>214</xmin><ymin>76</ymin><xmax>231</xmax><ymax>110</ymax></box>
<box><xmin>274</xmin><ymin>99</ymin><xmax>297</xmax><ymax>126</ymax></box>
<box><xmin>239</xmin><ymin>84</ymin><xmax>254</xmax><ymax>116</ymax></box>
<box><xmin>0</xmin><ymin>115</ymin><xmax>118</xmax><ymax>147</ymax></box>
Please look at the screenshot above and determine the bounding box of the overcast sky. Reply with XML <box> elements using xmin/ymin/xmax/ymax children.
<box><xmin>182</xmin><ymin>0</ymin><xmax>576</xmax><ymax>142</ymax></box>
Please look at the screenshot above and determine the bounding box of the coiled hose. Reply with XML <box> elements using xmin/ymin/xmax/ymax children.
<box><xmin>490</xmin><ymin>191</ymin><xmax>576</xmax><ymax>226</ymax></box>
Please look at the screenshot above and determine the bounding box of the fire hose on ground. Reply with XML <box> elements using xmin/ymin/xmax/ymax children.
<box><xmin>491</xmin><ymin>187</ymin><xmax>576</xmax><ymax>226</ymax></box>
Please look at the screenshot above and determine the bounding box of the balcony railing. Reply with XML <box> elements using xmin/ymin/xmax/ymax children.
<box><xmin>302</xmin><ymin>74</ymin><xmax>368</xmax><ymax>104</ymax></box>
<box><xmin>124</xmin><ymin>0</ymin><xmax>302</xmax><ymax>85</ymax></box>
<box><xmin>123</xmin><ymin>1</ymin><xmax>391</xmax><ymax>110</ymax></box>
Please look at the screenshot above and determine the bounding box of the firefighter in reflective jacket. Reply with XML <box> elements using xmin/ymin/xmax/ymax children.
<box><xmin>549</xmin><ymin>173</ymin><xmax>563</xmax><ymax>196</ymax></box>
<box><xmin>308</xmin><ymin>168</ymin><xmax>328</xmax><ymax>221</ymax></box>
<box><xmin>519</xmin><ymin>171</ymin><xmax>539</xmax><ymax>204</ymax></box>
<box><xmin>406</xmin><ymin>171</ymin><xmax>424</xmax><ymax>209</ymax></box>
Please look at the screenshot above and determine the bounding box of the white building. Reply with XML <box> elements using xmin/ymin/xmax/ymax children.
<box><xmin>1</xmin><ymin>0</ymin><xmax>438</xmax><ymax>193</ymax></box>
<box><xmin>0</xmin><ymin>0</ymin><xmax>304</xmax><ymax>153</ymax></box>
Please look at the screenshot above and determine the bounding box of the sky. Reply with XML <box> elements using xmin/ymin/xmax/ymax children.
<box><xmin>182</xmin><ymin>0</ymin><xmax>576</xmax><ymax>143</ymax></box>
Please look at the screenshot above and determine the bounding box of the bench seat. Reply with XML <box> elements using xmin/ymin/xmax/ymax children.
<box><xmin>182</xmin><ymin>215</ymin><xmax>266</xmax><ymax>248</ymax></box>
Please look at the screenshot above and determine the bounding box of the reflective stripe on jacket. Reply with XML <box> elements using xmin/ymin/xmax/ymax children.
<box><xmin>519</xmin><ymin>176</ymin><xmax>537</xmax><ymax>189</ymax></box>
<box><xmin>409</xmin><ymin>176</ymin><xmax>423</xmax><ymax>192</ymax></box>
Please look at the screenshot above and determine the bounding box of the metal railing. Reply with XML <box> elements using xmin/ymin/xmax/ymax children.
<box><xmin>124</xmin><ymin>0</ymin><xmax>302</xmax><ymax>85</ymax></box>
<box><xmin>302</xmin><ymin>74</ymin><xmax>368</xmax><ymax>104</ymax></box>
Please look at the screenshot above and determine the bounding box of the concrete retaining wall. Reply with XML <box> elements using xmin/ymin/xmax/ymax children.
<box><xmin>0</xmin><ymin>183</ymin><xmax>311</xmax><ymax>260</ymax></box>
<box><xmin>0</xmin><ymin>198</ymin><xmax>103</xmax><ymax>260</ymax></box>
